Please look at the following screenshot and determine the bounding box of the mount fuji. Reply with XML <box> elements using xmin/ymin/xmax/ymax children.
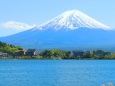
<box><xmin>0</xmin><ymin>10</ymin><xmax>115</xmax><ymax>51</ymax></box>
<box><xmin>37</xmin><ymin>10</ymin><xmax>110</xmax><ymax>30</ymax></box>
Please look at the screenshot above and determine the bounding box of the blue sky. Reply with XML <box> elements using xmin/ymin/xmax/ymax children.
<box><xmin>0</xmin><ymin>0</ymin><xmax>115</xmax><ymax>37</ymax></box>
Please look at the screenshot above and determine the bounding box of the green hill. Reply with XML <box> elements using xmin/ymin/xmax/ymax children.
<box><xmin>0</xmin><ymin>41</ymin><xmax>23</xmax><ymax>55</ymax></box>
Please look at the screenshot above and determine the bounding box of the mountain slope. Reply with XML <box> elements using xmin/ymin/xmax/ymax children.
<box><xmin>35</xmin><ymin>10</ymin><xmax>111</xmax><ymax>30</ymax></box>
<box><xmin>0</xmin><ymin>10</ymin><xmax>114</xmax><ymax>51</ymax></box>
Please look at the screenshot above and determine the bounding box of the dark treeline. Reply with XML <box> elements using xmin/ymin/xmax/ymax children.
<box><xmin>39</xmin><ymin>49</ymin><xmax>115</xmax><ymax>60</ymax></box>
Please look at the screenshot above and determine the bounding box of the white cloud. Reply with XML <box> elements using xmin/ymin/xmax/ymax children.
<box><xmin>0</xmin><ymin>21</ymin><xmax>36</xmax><ymax>30</ymax></box>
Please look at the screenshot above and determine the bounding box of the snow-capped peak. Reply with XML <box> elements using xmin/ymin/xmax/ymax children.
<box><xmin>36</xmin><ymin>10</ymin><xmax>111</xmax><ymax>30</ymax></box>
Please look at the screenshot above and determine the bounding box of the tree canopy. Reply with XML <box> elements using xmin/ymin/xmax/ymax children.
<box><xmin>0</xmin><ymin>41</ymin><xmax>23</xmax><ymax>55</ymax></box>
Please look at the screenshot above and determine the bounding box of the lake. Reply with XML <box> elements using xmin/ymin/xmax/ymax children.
<box><xmin>0</xmin><ymin>60</ymin><xmax>115</xmax><ymax>86</ymax></box>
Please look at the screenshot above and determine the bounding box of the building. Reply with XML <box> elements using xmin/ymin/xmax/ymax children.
<box><xmin>0</xmin><ymin>52</ymin><xmax>9</xmax><ymax>59</ymax></box>
<box><xmin>3</xmin><ymin>53</ymin><xmax>8</xmax><ymax>57</ymax></box>
<box><xmin>15</xmin><ymin>51</ymin><xmax>19</xmax><ymax>56</ymax></box>
<box><xmin>18</xmin><ymin>50</ymin><xmax>26</xmax><ymax>56</ymax></box>
<box><xmin>14</xmin><ymin>49</ymin><xmax>36</xmax><ymax>57</ymax></box>
<box><xmin>93</xmin><ymin>50</ymin><xmax>110</xmax><ymax>56</ymax></box>
<box><xmin>0</xmin><ymin>52</ymin><xmax>3</xmax><ymax>58</ymax></box>
<box><xmin>2</xmin><ymin>53</ymin><xmax>9</xmax><ymax>59</ymax></box>
<box><xmin>71</xmin><ymin>50</ymin><xmax>85</xmax><ymax>57</ymax></box>
<box><xmin>104</xmin><ymin>52</ymin><xmax>111</xmax><ymax>55</ymax></box>
<box><xmin>15</xmin><ymin>50</ymin><xmax>26</xmax><ymax>56</ymax></box>
<box><xmin>26</xmin><ymin>49</ymin><xmax>36</xmax><ymax>56</ymax></box>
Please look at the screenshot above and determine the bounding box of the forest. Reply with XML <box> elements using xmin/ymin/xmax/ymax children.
<box><xmin>0</xmin><ymin>41</ymin><xmax>115</xmax><ymax>59</ymax></box>
<box><xmin>39</xmin><ymin>49</ymin><xmax>115</xmax><ymax>59</ymax></box>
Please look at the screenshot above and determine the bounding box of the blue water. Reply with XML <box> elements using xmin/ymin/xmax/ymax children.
<box><xmin>0</xmin><ymin>60</ymin><xmax>115</xmax><ymax>86</ymax></box>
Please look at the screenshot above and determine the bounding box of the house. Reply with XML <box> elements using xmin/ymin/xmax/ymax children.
<box><xmin>0</xmin><ymin>52</ymin><xmax>9</xmax><ymax>59</ymax></box>
<box><xmin>3</xmin><ymin>53</ymin><xmax>8</xmax><ymax>57</ymax></box>
<box><xmin>26</xmin><ymin>49</ymin><xmax>36</xmax><ymax>56</ymax></box>
<box><xmin>15</xmin><ymin>50</ymin><xmax>26</xmax><ymax>56</ymax></box>
<box><xmin>2</xmin><ymin>53</ymin><xmax>9</xmax><ymax>59</ymax></box>
<box><xmin>35</xmin><ymin>52</ymin><xmax>40</xmax><ymax>56</ymax></box>
<box><xmin>15</xmin><ymin>51</ymin><xmax>19</xmax><ymax>56</ymax></box>
<box><xmin>18</xmin><ymin>50</ymin><xmax>26</xmax><ymax>56</ymax></box>
<box><xmin>0</xmin><ymin>52</ymin><xmax>3</xmax><ymax>58</ymax></box>
<box><xmin>71</xmin><ymin>50</ymin><xmax>85</xmax><ymax>57</ymax></box>
<box><xmin>103</xmin><ymin>52</ymin><xmax>111</xmax><ymax>55</ymax></box>
<box><xmin>93</xmin><ymin>50</ymin><xmax>111</xmax><ymax>56</ymax></box>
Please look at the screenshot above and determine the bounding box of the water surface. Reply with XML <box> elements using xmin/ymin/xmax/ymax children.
<box><xmin>0</xmin><ymin>60</ymin><xmax>115</xmax><ymax>86</ymax></box>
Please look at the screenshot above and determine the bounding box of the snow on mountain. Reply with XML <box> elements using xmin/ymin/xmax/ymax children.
<box><xmin>35</xmin><ymin>10</ymin><xmax>111</xmax><ymax>30</ymax></box>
